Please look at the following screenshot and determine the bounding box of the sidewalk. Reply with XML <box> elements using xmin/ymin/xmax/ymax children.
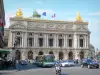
<box><xmin>0</xmin><ymin>63</ymin><xmax>38</xmax><ymax>72</ymax></box>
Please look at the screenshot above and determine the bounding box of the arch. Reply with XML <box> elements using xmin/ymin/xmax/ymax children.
<box><xmin>28</xmin><ymin>50</ymin><xmax>33</xmax><ymax>60</ymax></box>
<box><xmin>15</xmin><ymin>50</ymin><xmax>21</xmax><ymax>60</ymax></box>
<box><xmin>49</xmin><ymin>51</ymin><xmax>54</xmax><ymax>54</ymax></box>
<box><xmin>59</xmin><ymin>51</ymin><xmax>64</xmax><ymax>60</ymax></box>
<box><xmin>79</xmin><ymin>51</ymin><xmax>84</xmax><ymax>59</ymax></box>
<box><xmin>68</xmin><ymin>51</ymin><xmax>73</xmax><ymax>60</ymax></box>
<box><xmin>38</xmin><ymin>51</ymin><xmax>44</xmax><ymax>55</ymax></box>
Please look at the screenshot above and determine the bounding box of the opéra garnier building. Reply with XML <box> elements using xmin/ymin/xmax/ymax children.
<box><xmin>7</xmin><ymin>8</ymin><xmax>90</xmax><ymax>60</ymax></box>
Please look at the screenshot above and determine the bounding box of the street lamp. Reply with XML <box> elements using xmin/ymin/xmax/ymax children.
<box><xmin>12</xmin><ymin>37</ymin><xmax>19</xmax><ymax>60</ymax></box>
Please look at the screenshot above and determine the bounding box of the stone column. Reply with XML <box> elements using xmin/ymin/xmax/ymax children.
<box><xmin>64</xmin><ymin>35</ymin><xmax>66</xmax><ymax>48</ymax></box>
<box><xmin>34</xmin><ymin>33</ymin><xmax>38</xmax><ymax>47</ymax></box>
<box><xmin>77</xmin><ymin>34</ymin><xmax>79</xmax><ymax>48</ymax></box>
<box><xmin>54</xmin><ymin>51</ymin><xmax>59</xmax><ymax>60</ymax></box>
<box><xmin>74</xmin><ymin>33</ymin><xmax>77</xmax><ymax>49</ymax></box>
<box><xmin>12</xmin><ymin>33</ymin><xmax>15</xmax><ymax>47</ymax></box>
<box><xmin>46</xmin><ymin>34</ymin><xmax>48</xmax><ymax>48</ymax></box>
<box><xmin>9</xmin><ymin>31</ymin><xmax>13</xmax><ymax>47</ymax></box>
<box><xmin>20</xmin><ymin>36</ymin><xmax>22</xmax><ymax>47</ymax></box>
<box><xmin>85</xmin><ymin>35</ymin><xmax>87</xmax><ymax>48</ymax></box>
<box><xmin>22</xmin><ymin>32</ymin><xmax>24</xmax><ymax>47</ymax></box>
<box><xmin>54</xmin><ymin>34</ymin><xmax>56</xmax><ymax>48</ymax></box>
<box><xmin>24</xmin><ymin>32</ymin><xmax>27</xmax><ymax>47</ymax></box>
<box><xmin>56</xmin><ymin>34</ymin><xmax>58</xmax><ymax>48</ymax></box>
<box><xmin>65</xmin><ymin>35</ymin><xmax>68</xmax><ymax>48</ymax></box>
<box><xmin>87</xmin><ymin>35</ymin><xmax>89</xmax><ymax>48</ymax></box>
<box><xmin>86</xmin><ymin>35</ymin><xmax>88</xmax><ymax>48</ymax></box>
<box><xmin>44</xmin><ymin>34</ymin><xmax>47</xmax><ymax>47</ymax></box>
<box><xmin>21</xmin><ymin>50</ymin><xmax>26</xmax><ymax>60</ymax></box>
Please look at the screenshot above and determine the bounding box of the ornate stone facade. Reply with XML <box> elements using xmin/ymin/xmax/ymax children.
<box><xmin>4</xmin><ymin>9</ymin><xmax>91</xmax><ymax>60</ymax></box>
<box><xmin>6</xmin><ymin>16</ymin><xmax>91</xmax><ymax>61</ymax></box>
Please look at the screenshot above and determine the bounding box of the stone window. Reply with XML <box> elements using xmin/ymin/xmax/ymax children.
<box><xmin>27</xmin><ymin>38</ymin><xmax>34</xmax><ymax>47</ymax></box>
<box><xmin>39</xmin><ymin>33</ymin><xmax>43</xmax><ymax>36</ymax></box>
<box><xmin>80</xmin><ymin>39</ymin><xmax>83</xmax><ymax>47</ymax></box>
<box><xmin>29</xmin><ymin>33</ymin><xmax>32</xmax><ymax>36</ymax></box>
<box><xmin>16</xmin><ymin>37</ymin><xmax>22</xmax><ymax>47</ymax></box>
<box><xmin>68</xmin><ymin>35</ymin><xmax>72</xmax><ymax>37</ymax></box>
<box><xmin>68</xmin><ymin>39</ymin><xmax>72</xmax><ymax>47</ymax></box>
<box><xmin>59</xmin><ymin>34</ymin><xmax>62</xmax><ymax>37</ymax></box>
<box><xmin>17</xmin><ymin>32</ymin><xmax>20</xmax><ymax>35</ymax></box>
<box><xmin>39</xmin><ymin>38</ymin><xmax>43</xmax><ymax>47</ymax></box>
<box><xmin>58</xmin><ymin>39</ymin><xmax>64</xmax><ymax>47</ymax></box>
<box><xmin>49</xmin><ymin>34</ymin><xmax>53</xmax><ymax>37</ymax></box>
<box><xmin>48</xmin><ymin>38</ymin><xmax>53</xmax><ymax>47</ymax></box>
<box><xmin>80</xmin><ymin>35</ymin><xmax>83</xmax><ymax>37</ymax></box>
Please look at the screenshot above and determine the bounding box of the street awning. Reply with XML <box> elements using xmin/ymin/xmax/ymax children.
<box><xmin>0</xmin><ymin>49</ymin><xmax>11</xmax><ymax>53</ymax></box>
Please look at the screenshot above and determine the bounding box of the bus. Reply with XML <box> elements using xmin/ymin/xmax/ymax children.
<box><xmin>35</xmin><ymin>54</ymin><xmax>55</xmax><ymax>67</ymax></box>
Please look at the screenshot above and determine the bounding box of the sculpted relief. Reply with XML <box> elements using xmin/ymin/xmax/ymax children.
<box><xmin>76</xmin><ymin>25</ymin><xmax>88</xmax><ymax>31</ymax></box>
<box><xmin>65</xmin><ymin>25</ymin><xmax>73</xmax><ymax>30</ymax></box>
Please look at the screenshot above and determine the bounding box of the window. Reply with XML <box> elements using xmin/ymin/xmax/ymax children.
<box><xmin>17</xmin><ymin>32</ymin><xmax>20</xmax><ymax>35</ymax></box>
<box><xmin>59</xmin><ymin>34</ymin><xmax>62</xmax><ymax>37</ymax></box>
<box><xmin>69</xmin><ymin>35</ymin><xmax>72</xmax><ymax>37</ymax></box>
<box><xmin>80</xmin><ymin>39</ymin><xmax>83</xmax><ymax>47</ymax></box>
<box><xmin>39</xmin><ymin>38</ymin><xmax>43</xmax><ymax>47</ymax></box>
<box><xmin>29</xmin><ymin>33</ymin><xmax>32</xmax><ymax>36</ymax></box>
<box><xmin>27</xmin><ymin>38</ymin><xmax>34</xmax><ymax>47</ymax></box>
<box><xmin>68</xmin><ymin>39</ymin><xmax>72</xmax><ymax>47</ymax></box>
<box><xmin>39</xmin><ymin>33</ymin><xmax>43</xmax><ymax>36</ymax></box>
<box><xmin>49</xmin><ymin>38</ymin><xmax>53</xmax><ymax>47</ymax></box>
<box><xmin>80</xmin><ymin>35</ymin><xmax>83</xmax><ymax>37</ymax></box>
<box><xmin>17</xmin><ymin>37</ymin><xmax>21</xmax><ymax>46</ymax></box>
<box><xmin>59</xmin><ymin>39</ymin><xmax>64</xmax><ymax>47</ymax></box>
<box><xmin>29</xmin><ymin>38</ymin><xmax>32</xmax><ymax>46</ymax></box>
<box><xmin>50</xmin><ymin>34</ymin><xmax>53</xmax><ymax>36</ymax></box>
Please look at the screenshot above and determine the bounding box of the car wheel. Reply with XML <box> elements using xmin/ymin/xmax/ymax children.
<box><xmin>88</xmin><ymin>65</ymin><xmax>91</xmax><ymax>69</ymax></box>
<box><xmin>81</xmin><ymin>65</ymin><xmax>84</xmax><ymax>68</ymax></box>
<box><xmin>96</xmin><ymin>66</ymin><xmax>99</xmax><ymax>69</ymax></box>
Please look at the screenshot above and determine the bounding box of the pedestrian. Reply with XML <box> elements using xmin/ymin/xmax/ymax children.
<box><xmin>16</xmin><ymin>60</ymin><xmax>20</xmax><ymax>71</ymax></box>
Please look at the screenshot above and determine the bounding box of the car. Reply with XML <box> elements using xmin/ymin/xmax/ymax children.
<box><xmin>81</xmin><ymin>58</ymin><xmax>99</xmax><ymax>69</ymax></box>
<box><xmin>20</xmin><ymin>60</ymin><xmax>28</xmax><ymax>65</ymax></box>
<box><xmin>61</xmin><ymin>60</ymin><xmax>75</xmax><ymax>67</ymax></box>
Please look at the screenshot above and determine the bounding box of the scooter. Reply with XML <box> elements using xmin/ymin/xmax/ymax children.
<box><xmin>56</xmin><ymin>67</ymin><xmax>61</xmax><ymax>75</ymax></box>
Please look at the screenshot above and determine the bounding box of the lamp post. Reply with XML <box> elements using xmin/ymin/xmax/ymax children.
<box><xmin>12</xmin><ymin>37</ymin><xmax>19</xmax><ymax>61</ymax></box>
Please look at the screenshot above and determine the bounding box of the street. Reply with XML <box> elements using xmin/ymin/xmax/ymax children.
<box><xmin>0</xmin><ymin>66</ymin><xmax>100</xmax><ymax>75</ymax></box>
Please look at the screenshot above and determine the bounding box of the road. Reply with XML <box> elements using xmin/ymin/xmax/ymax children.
<box><xmin>0</xmin><ymin>66</ymin><xmax>100</xmax><ymax>75</ymax></box>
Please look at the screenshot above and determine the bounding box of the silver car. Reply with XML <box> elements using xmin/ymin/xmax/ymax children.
<box><xmin>61</xmin><ymin>60</ymin><xmax>75</xmax><ymax>67</ymax></box>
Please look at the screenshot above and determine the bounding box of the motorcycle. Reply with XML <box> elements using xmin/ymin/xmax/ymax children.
<box><xmin>56</xmin><ymin>67</ymin><xmax>61</xmax><ymax>75</ymax></box>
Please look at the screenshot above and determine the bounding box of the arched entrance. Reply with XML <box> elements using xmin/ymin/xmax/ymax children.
<box><xmin>49</xmin><ymin>51</ymin><xmax>53</xmax><ymax>54</ymax></box>
<box><xmin>38</xmin><ymin>51</ymin><xmax>43</xmax><ymax>55</ymax></box>
<box><xmin>15</xmin><ymin>50</ymin><xmax>21</xmax><ymax>60</ymax></box>
<box><xmin>68</xmin><ymin>51</ymin><xmax>73</xmax><ymax>60</ymax></box>
<box><xmin>59</xmin><ymin>51</ymin><xmax>63</xmax><ymax>60</ymax></box>
<box><xmin>28</xmin><ymin>51</ymin><xmax>33</xmax><ymax>60</ymax></box>
<box><xmin>80</xmin><ymin>51</ymin><xmax>84</xmax><ymax>59</ymax></box>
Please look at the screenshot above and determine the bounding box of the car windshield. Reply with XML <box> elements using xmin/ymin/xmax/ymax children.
<box><xmin>87</xmin><ymin>60</ymin><xmax>92</xmax><ymax>63</ymax></box>
<box><xmin>68</xmin><ymin>60</ymin><xmax>74</xmax><ymax>62</ymax></box>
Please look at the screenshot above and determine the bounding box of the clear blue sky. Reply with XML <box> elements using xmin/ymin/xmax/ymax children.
<box><xmin>4</xmin><ymin>0</ymin><xmax>100</xmax><ymax>50</ymax></box>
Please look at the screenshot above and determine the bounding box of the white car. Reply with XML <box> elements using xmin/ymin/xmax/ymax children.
<box><xmin>61</xmin><ymin>60</ymin><xmax>75</xmax><ymax>67</ymax></box>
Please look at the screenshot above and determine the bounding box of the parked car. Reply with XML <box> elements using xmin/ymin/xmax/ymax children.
<box><xmin>81</xmin><ymin>58</ymin><xmax>99</xmax><ymax>69</ymax></box>
<box><xmin>61</xmin><ymin>60</ymin><xmax>75</xmax><ymax>67</ymax></box>
<box><xmin>20</xmin><ymin>60</ymin><xmax>28</xmax><ymax>65</ymax></box>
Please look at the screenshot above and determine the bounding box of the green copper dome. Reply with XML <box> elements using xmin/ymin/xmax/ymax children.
<box><xmin>32</xmin><ymin>10</ymin><xmax>41</xmax><ymax>18</ymax></box>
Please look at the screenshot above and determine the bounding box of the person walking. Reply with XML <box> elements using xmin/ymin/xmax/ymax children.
<box><xmin>16</xmin><ymin>60</ymin><xmax>20</xmax><ymax>71</ymax></box>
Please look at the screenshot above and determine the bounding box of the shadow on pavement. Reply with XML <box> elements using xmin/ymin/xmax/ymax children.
<box><xmin>61</xmin><ymin>73</ymin><xmax>69</xmax><ymax>75</ymax></box>
<box><xmin>7</xmin><ymin>63</ymin><xmax>45</xmax><ymax>71</ymax></box>
<box><xmin>0</xmin><ymin>72</ymin><xmax>13</xmax><ymax>75</ymax></box>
